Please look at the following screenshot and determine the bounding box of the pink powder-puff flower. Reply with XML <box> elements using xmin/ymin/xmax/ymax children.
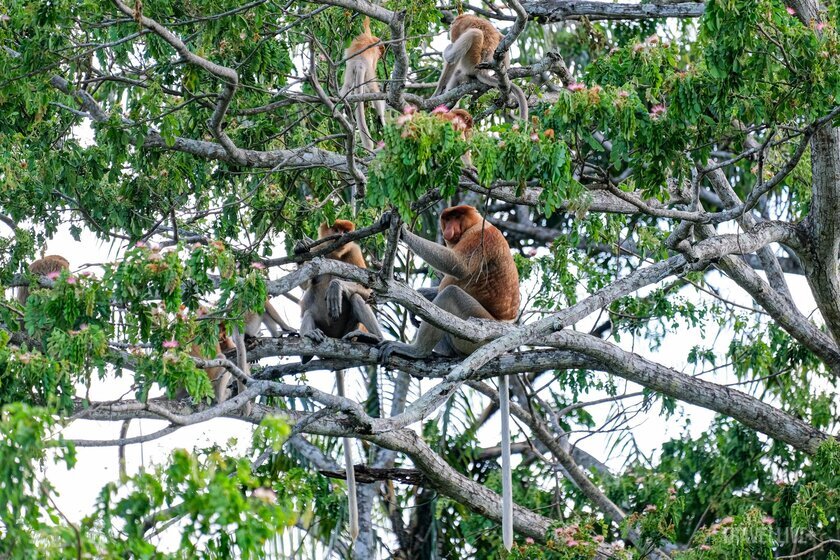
<box><xmin>566</xmin><ymin>539</ymin><xmax>579</xmax><ymax>547</ymax></box>
<box><xmin>632</xmin><ymin>43</ymin><xmax>645</xmax><ymax>53</ymax></box>
<box><xmin>65</xmin><ymin>276</ymin><xmax>77</xmax><ymax>285</ymax></box>
<box><xmin>786</xmin><ymin>6</ymin><xmax>796</xmax><ymax>15</ymax></box>
<box><xmin>567</xmin><ymin>82</ymin><xmax>586</xmax><ymax>92</ymax></box>
<box><xmin>530</xmin><ymin>132</ymin><xmax>540</xmax><ymax>142</ymax></box>
<box><xmin>395</xmin><ymin>114</ymin><xmax>412</xmax><ymax>126</ymax></box>
<box><xmin>135</xmin><ymin>241</ymin><xmax>147</xmax><ymax>248</ymax></box>
<box><xmin>762</xmin><ymin>516</ymin><xmax>774</xmax><ymax>525</ymax></box>
<box><xmin>46</xmin><ymin>271</ymin><xmax>62</xmax><ymax>280</ymax></box>
<box><xmin>431</xmin><ymin>104</ymin><xmax>449</xmax><ymax>114</ymax></box>
<box><xmin>644</xmin><ymin>504</ymin><xmax>658</xmax><ymax>513</ymax></box>
<box><xmin>376</xmin><ymin>141</ymin><xmax>386</xmax><ymax>149</ymax></box>
<box><xmin>594</xmin><ymin>535</ymin><xmax>605</xmax><ymax>543</ymax></box>
<box><xmin>525</xmin><ymin>537</ymin><xmax>535</xmax><ymax>544</ymax></box>
<box><xmin>649</xmin><ymin>104</ymin><xmax>666</xmax><ymax>119</ymax></box>
<box><xmin>162</xmin><ymin>339</ymin><xmax>179</xmax><ymax>349</ymax></box>
<box><xmin>720</xmin><ymin>516</ymin><xmax>734</xmax><ymax>526</ymax></box>
<box><xmin>700</xmin><ymin>545</ymin><xmax>712</xmax><ymax>551</ymax></box>
<box><xmin>816</xmin><ymin>22</ymin><xmax>827</xmax><ymax>31</ymax></box>
<box><xmin>251</xmin><ymin>261</ymin><xmax>266</xmax><ymax>270</ymax></box>
<box><xmin>403</xmin><ymin>105</ymin><xmax>417</xmax><ymax>115</ymax></box>
<box><xmin>527</xmin><ymin>248</ymin><xmax>538</xmax><ymax>257</ymax></box>
<box><xmin>618</xmin><ymin>90</ymin><xmax>630</xmax><ymax>98</ymax></box>
<box><xmin>646</xmin><ymin>34</ymin><xmax>660</xmax><ymax>45</ymax></box>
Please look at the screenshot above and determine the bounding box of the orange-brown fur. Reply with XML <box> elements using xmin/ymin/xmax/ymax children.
<box><xmin>18</xmin><ymin>255</ymin><xmax>70</xmax><ymax>305</ymax></box>
<box><xmin>345</xmin><ymin>18</ymin><xmax>386</xmax><ymax>64</ymax></box>
<box><xmin>436</xmin><ymin>108</ymin><xmax>474</xmax><ymax>138</ymax></box>
<box><xmin>450</xmin><ymin>14</ymin><xmax>502</xmax><ymax>66</ymax></box>
<box><xmin>341</xmin><ymin>18</ymin><xmax>387</xmax><ymax>151</ymax></box>
<box><xmin>319</xmin><ymin>220</ymin><xmax>368</xmax><ymax>270</ymax></box>
<box><xmin>438</xmin><ymin>206</ymin><xmax>519</xmax><ymax>321</ymax></box>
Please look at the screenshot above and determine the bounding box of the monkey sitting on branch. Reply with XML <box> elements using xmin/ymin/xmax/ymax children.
<box><xmin>378</xmin><ymin>205</ymin><xmax>520</xmax><ymax>550</ymax></box>
<box><xmin>433</xmin><ymin>14</ymin><xmax>529</xmax><ymax>121</ymax></box>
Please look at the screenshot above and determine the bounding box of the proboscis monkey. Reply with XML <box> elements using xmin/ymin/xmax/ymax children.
<box><xmin>433</xmin><ymin>14</ymin><xmax>529</xmax><ymax>121</ymax></box>
<box><xmin>17</xmin><ymin>255</ymin><xmax>70</xmax><ymax>305</ymax></box>
<box><xmin>434</xmin><ymin>106</ymin><xmax>475</xmax><ymax>166</ymax></box>
<box><xmin>378</xmin><ymin>205</ymin><xmax>520</xmax><ymax>549</ymax></box>
<box><xmin>298</xmin><ymin>219</ymin><xmax>383</xmax><ymax>542</ymax></box>
<box><xmin>340</xmin><ymin>17</ymin><xmax>387</xmax><ymax>151</ymax></box>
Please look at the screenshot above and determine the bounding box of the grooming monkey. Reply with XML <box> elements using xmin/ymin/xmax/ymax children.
<box><xmin>298</xmin><ymin>219</ymin><xmax>383</xmax><ymax>542</ymax></box>
<box><xmin>433</xmin><ymin>14</ymin><xmax>529</xmax><ymax>121</ymax></box>
<box><xmin>340</xmin><ymin>17</ymin><xmax>387</xmax><ymax>151</ymax></box>
<box><xmin>17</xmin><ymin>255</ymin><xmax>70</xmax><ymax>305</ymax></box>
<box><xmin>378</xmin><ymin>205</ymin><xmax>520</xmax><ymax>549</ymax></box>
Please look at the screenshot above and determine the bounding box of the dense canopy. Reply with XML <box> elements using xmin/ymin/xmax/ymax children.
<box><xmin>1</xmin><ymin>0</ymin><xmax>839</xmax><ymax>557</ymax></box>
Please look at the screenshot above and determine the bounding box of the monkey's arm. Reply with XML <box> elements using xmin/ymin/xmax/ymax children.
<box><xmin>401</xmin><ymin>227</ymin><xmax>469</xmax><ymax>279</ymax></box>
<box><xmin>326</xmin><ymin>279</ymin><xmax>371</xmax><ymax>321</ymax></box>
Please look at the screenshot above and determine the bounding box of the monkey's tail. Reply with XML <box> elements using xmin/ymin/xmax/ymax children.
<box><xmin>118</xmin><ymin>419</ymin><xmax>131</xmax><ymax>481</ymax></box>
<box><xmin>499</xmin><ymin>374</ymin><xmax>513</xmax><ymax>550</ymax></box>
<box><xmin>336</xmin><ymin>370</ymin><xmax>360</xmax><ymax>541</ymax></box>
<box><xmin>510</xmin><ymin>83</ymin><xmax>529</xmax><ymax>121</ymax></box>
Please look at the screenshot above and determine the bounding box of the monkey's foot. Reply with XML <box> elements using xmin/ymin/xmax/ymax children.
<box><xmin>303</xmin><ymin>328</ymin><xmax>326</xmax><ymax>343</ymax></box>
<box><xmin>342</xmin><ymin>329</ymin><xmax>382</xmax><ymax>344</ymax></box>
<box><xmin>378</xmin><ymin>341</ymin><xmax>421</xmax><ymax>364</ymax></box>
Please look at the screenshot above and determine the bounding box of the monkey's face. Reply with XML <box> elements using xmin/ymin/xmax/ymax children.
<box><xmin>319</xmin><ymin>220</ymin><xmax>355</xmax><ymax>239</ymax></box>
<box><xmin>441</xmin><ymin>216</ymin><xmax>463</xmax><ymax>245</ymax></box>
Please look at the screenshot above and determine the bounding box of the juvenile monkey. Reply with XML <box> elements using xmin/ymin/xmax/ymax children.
<box><xmin>340</xmin><ymin>17</ymin><xmax>387</xmax><ymax>151</ymax></box>
<box><xmin>17</xmin><ymin>255</ymin><xmax>70</xmax><ymax>305</ymax></box>
<box><xmin>299</xmin><ymin>220</ymin><xmax>383</xmax><ymax>348</ymax></box>
<box><xmin>378</xmin><ymin>205</ymin><xmax>519</xmax><ymax>549</ymax></box>
<box><xmin>433</xmin><ymin>14</ymin><xmax>529</xmax><ymax>121</ymax></box>
<box><xmin>298</xmin><ymin>219</ymin><xmax>383</xmax><ymax>542</ymax></box>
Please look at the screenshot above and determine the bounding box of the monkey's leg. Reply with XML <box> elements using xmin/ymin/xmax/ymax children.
<box><xmin>335</xmin><ymin>370</ymin><xmax>360</xmax><ymax>541</ymax></box>
<box><xmin>341</xmin><ymin>293</ymin><xmax>383</xmax><ymax>343</ymax></box>
<box><xmin>262</xmin><ymin>300</ymin><xmax>294</xmax><ymax>335</ymax></box>
<box><xmin>299</xmin><ymin>310</ymin><xmax>324</xmax><ymax>365</ymax></box>
<box><xmin>410</xmin><ymin>286</ymin><xmax>440</xmax><ymax>327</ymax></box>
<box><xmin>367</xmin><ymin>79</ymin><xmax>387</xmax><ymax>128</ymax></box>
<box><xmin>434</xmin><ymin>29</ymin><xmax>480</xmax><ymax>96</ymax></box>
<box><xmin>378</xmin><ymin>285</ymin><xmax>492</xmax><ymax>362</ymax></box>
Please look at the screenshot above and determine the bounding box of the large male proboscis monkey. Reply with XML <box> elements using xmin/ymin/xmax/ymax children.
<box><xmin>378</xmin><ymin>205</ymin><xmax>519</xmax><ymax>549</ymax></box>
<box><xmin>340</xmin><ymin>17</ymin><xmax>387</xmax><ymax>151</ymax></box>
<box><xmin>299</xmin><ymin>219</ymin><xmax>383</xmax><ymax>541</ymax></box>
<box><xmin>433</xmin><ymin>14</ymin><xmax>528</xmax><ymax>121</ymax></box>
<box><xmin>17</xmin><ymin>255</ymin><xmax>70</xmax><ymax>305</ymax></box>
